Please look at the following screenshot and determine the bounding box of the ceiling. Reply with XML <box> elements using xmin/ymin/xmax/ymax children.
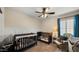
<box><xmin>7</xmin><ymin>7</ymin><xmax>79</xmax><ymax>19</ymax></box>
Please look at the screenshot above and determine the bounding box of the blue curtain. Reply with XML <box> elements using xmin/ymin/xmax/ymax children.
<box><xmin>57</xmin><ymin>18</ymin><xmax>60</xmax><ymax>37</ymax></box>
<box><xmin>74</xmin><ymin>15</ymin><xmax>79</xmax><ymax>37</ymax></box>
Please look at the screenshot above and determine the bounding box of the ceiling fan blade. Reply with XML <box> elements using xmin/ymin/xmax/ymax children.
<box><xmin>35</xmin><ymin>7</ymin><xmax>55</xmax><ymax>18</ymax></box>
<box><xmin>35</xmin><ymin>11</ymin><xmax>42</xmax><ymax>13</ymax></box>
<box><xmin>0</xmin><ymin>8</ymin><xmax>2</xmax><ymax>14</ymax></box>
<box><xmin>47</xmin><ymin>12</ymin><xmax>55</xmax><ymax>14</ymax></box>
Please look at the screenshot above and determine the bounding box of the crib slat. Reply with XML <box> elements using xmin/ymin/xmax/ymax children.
<box><xmin>13</xmin><ymin>33</ymin><xmax>37</xmax><ymax>51</ymax></box>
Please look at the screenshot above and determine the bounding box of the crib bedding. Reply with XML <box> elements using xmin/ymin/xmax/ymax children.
<box><xmin>0</xmin><ymin>34</ymin><xmax>13</xmax><ymax>47</ymax></box>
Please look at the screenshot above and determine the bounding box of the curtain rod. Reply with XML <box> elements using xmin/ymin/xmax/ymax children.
<box><xmin>59</xmin><ymin>14</ymin><xmax>79</xmax><ymax>19</ymax></box>
<box><xmin>59</xmin><ymin>15</ymin><xmax>74</xmax><ymax>19</ymax></box>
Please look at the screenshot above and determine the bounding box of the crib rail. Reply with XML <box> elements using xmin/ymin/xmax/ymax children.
<box><xmin>13</xmin><ymin>33</ymin><xmax>37</xmax><ymax>51</ymax></box>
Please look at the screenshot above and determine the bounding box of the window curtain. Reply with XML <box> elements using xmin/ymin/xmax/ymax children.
<box><xmin>57</xmin><ymin>18</ymin><xmax>60</xmax><ymax>37</ymax></box>
<box><xmin>74</xmin><ymin>15</ymin><xmax>79</xmax><ymax>37</ymax></box>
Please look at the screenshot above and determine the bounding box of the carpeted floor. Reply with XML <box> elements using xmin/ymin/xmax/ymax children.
<box><xmin>24</xmin><ymin>41</ymin><xmax>61</xmax><ymax>52</ymax></box>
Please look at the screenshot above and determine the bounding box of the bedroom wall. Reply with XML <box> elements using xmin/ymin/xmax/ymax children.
<box><xmin>0</xmin><ymin>8</ymin><xmax>4</xmax><ymax>36</ymax></box>
<box><xmin>41</xmin><ymin>17</ymin><xmax>58</xmax><ymax>37</ymax></box>
<box><xmin>4</xmin><ymin>8</ymin><xmax>41</xmax><ymax>35</ymax></box>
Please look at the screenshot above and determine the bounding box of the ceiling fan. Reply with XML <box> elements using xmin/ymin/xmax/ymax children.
<box><xmin>0</xmin><ymin>8</ymin><xmax>2</xmax><ymax>14</ymax></box>
<box><xmin>35</xmin><ymin>7</ymin><xmax>55</xmax><ymax>18</ymax></box>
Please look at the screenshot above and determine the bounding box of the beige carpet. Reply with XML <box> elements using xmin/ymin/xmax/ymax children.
<box><xmin>24</xmin><ymin>41</ymin><xmax>61</xmax><ymax>52</ymax></box>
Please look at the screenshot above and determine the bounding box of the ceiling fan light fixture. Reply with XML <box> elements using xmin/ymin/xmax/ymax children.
<box><xmin>44</xmin><ymin>14</ymin><xmax>47</xmax><ymax>18</ymax></box>
<box><xmin>46</xmin><ymin>8</ymin><xmax>49</xmax><ymax>12</ymax></box>
<box><xmin>41</xmin><ymin>14</ymin><xmax>47</xmax><ymax>18</ymax></box>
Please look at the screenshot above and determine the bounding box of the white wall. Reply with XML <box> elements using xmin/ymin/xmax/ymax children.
<box><xmin>41</xmin><ymin>17</ymin><xmax>57</xmax><ymax>32</ymax></box>
<box><xmin>41</xmin><ymin>17</ymin><xmax>58</xmax><ymax>37</ymax></box>
<box><xmin>4</xmin><ymin>8</ymin><xmax>41</xmax><ymax>35</ymax></box>
<box><xmin>0</xmin><ymin>8</ymin><xmax>4</xmax><ymax>35</ymax></box>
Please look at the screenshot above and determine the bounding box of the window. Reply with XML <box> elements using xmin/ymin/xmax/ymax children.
<box><xmin>60</xmin><ymin>17</ymin><xmax>74</xmax><ymax>36</ymax></box>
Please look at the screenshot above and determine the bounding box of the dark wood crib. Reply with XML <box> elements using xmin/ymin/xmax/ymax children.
<box><xmin>12</xmin><ymin>33</ymin><xmax>37</xmax><ymax>51</ymax></box>
<box><xmin>37</xmin><ymin>32</ymin><xmax>52</xmax><ymax>44</ymax></box>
